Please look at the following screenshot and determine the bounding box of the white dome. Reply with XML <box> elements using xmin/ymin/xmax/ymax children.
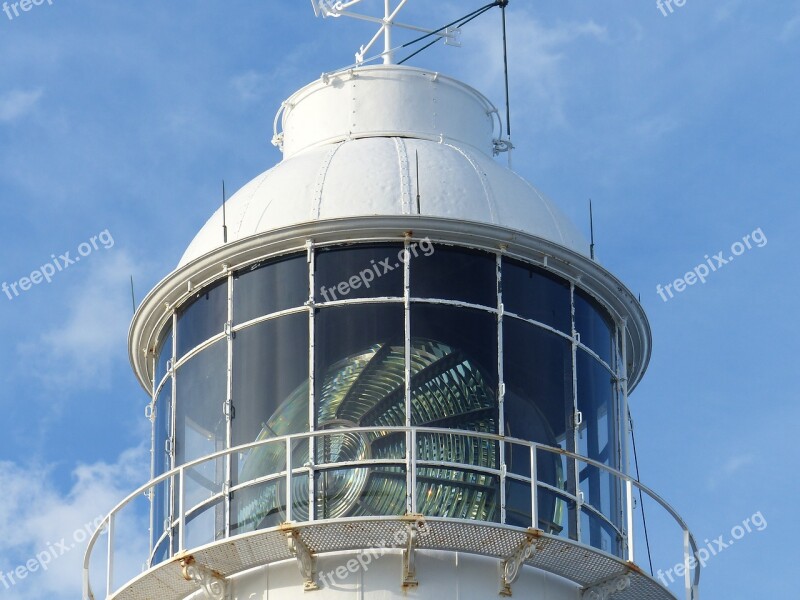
<box><xmin>179</xmin><ymin>66</ymin><xmax>588</xmax><ymax>266</ymax></box>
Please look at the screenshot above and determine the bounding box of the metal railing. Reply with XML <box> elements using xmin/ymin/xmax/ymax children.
<box><xmin>83</xmin><ymin>427</ymin><xmax>700</xmax><ymax>600</ymax></box>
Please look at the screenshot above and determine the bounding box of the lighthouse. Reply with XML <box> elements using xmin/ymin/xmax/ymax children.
<box><xmin>84</xmin><ymin>3</ymin><xmax>700</xmax><ymax>599</ymax></box>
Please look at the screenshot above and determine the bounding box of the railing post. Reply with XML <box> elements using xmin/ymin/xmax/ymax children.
<box><xmin>683</xmin><ymin>529</ymin><xmax>692</xmax><ymax>600</ymax></box>
<box><xmin>106</xmin><ymin>514</ymin><xmax>115</xmax><ymax>598</ymax></box>
<box><xmin>286</xmin><ymin>437</ymin><xmax>293</xmax><ymax>522</ymax></box>
<box><xmin>625</xmin><ymin>479</ymin><xmax>635</xmax><ymax>562</ymax></box>
<box><xmin>410</xmin><ymin>428</ymin><xmax>418</xmax><ymax>514</ymax></box>
<box><xmin>178</xmin><ymin>467</ymin><xmax>186</xmax><ymax>553</ymax></box>
<box><xmin>530</xmin><ymin>445</ymin><xmax>538</xmax><ymax>529</ymax></box>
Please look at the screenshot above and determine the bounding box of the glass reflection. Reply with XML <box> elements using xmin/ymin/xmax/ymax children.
<box><xmin>177</xmin><ymin>280</ymin><xmax>227</xmax><ymax>358</ymax></box>
<box><xmin>233</xmin><ymin>254</ymin><xmax>307</xmax><ymax>324</ymax></box>
<box><xmin>502</xmin><ymin>258</ymin><xmax>571</xmax><ymax>333</ymax></box>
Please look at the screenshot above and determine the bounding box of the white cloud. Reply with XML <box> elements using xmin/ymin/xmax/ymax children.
<box><xmin>707</xmin><ymin>453</ymin><xmax>756</xmax><ymax>490</ymax></box>
<box><xmin>0</xmin><ymin>89</ymin><xmax>42</xmax><ymax>123</ymax></box>
<box><xmin>0</xmin><ymin>445</ymin><xmax>150</xmax><ymax>599</ymax></box>
<box><xmin>232</xmin><ymin>70</ymin><xmax>274</xmax><ymax>103</ymax></box>
<box><xmin>18</xmin><ymin>249</ymin><xmax>144</xmax><ymax>392</ymax></box>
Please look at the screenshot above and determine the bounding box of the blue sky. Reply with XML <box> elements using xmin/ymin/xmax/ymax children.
<box><xmin>0</xmin><ymin>1</ymin><xmax>797</xmax><ymax>598</ymax></box>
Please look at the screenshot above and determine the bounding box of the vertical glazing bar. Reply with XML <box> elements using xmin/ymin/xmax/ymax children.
<box><xmin>178</xmin><ymin>467</ymin><xmax>186</xmax><ymax>553</ymax></box>
<box><xmin>683</xmin><ymin>530</ymin><xmax>692</xmax><ymax>600</ymax></box>
<box><xmin>625</xmin><ymin>479</ymin><xmax>634</xmax><ymax>562</ymax></box>
<box><xmin>569</xmin><ymin>282</ymin><xmax>581</xmax><ymax>543</ymax></box>
<box><xmin>307</xmin><ymin>240</ymin><xmax>316</xmax><ymax>521</ymax></box>
<box><xmin>403</xmin><ymin>237</ymin><xmax>413</xmax><ymax>513</ymax></box>
<box><xmin>169</xmin><ymin>311</ymin><xmax>177</xmax><ymax>556</ymax></box>
<box><xmin>410</xmin><ymin>428</ymin><xmax>417</xmax><ymax>514</ymax></box>
<box><xmin>530</xmin><ymin>445</ymin><xmax>538</xmax><ymax>529</ymax></box>
<box><xmin>286</xmin><ymin>436</ymin><xmax>294</xmax><ymax>522</ymax></box>
<box><xmin>619</xmin><ymin>318</ymin><xmax>631</xmax><ymax>558</ymax></box>
<box><xmin>225</xmin><ymin>271</ymin><xmax>234</xmax><ymax>538</ymax></box>
<box><xmin>497</xmin><ymin>253</ymin><xmax>506</xmax><ymax>524</ymax></box>
<box><xmin>106</xmin><ymin>514</ymin><xmax>115</xmax><ymax>598</ymax></box>
<box><xmin>148</xmin><ymin>352</ymin><xmax>156</xmax><ymax>557</ymax></box>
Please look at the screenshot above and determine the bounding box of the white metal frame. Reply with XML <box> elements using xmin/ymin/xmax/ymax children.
<box><xmin>311</xmin><ymin>0</ymin><xmax>459</xmax><ymax>66</ymax></box>
<box><xmin>83</xmin><ymin>426</ymin><xmax>700</xmax><ymax>600</ymax></box>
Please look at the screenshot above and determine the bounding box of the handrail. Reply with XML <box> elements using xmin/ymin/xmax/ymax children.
<box><xmin>83</xmin><ymin>426</ymin><xmax>700</xmax><ymax>600</ymax></box>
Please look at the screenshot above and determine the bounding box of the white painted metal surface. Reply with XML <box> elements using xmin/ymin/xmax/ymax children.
<box><xmin>179</xmin><ymin>66</ymin><xmax>588</xmax><ymax>267</ymax></box>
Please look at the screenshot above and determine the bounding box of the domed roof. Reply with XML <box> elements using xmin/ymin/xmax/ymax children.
<box><xmin>179</xmin><ymin>66</ymin><xmax>588</xmax><ymax>266</ymax></box>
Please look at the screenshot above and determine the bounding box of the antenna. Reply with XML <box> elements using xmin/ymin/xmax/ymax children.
<box><xmin>415</xmin><ymin>150</ymin><xmax>421</xmax><ymax>214</ymax></box>
<box><xmin>589</xmin><ymin>199</ymin><xmax>596</xmax><ymax>260</ymax></box>
<box><xmin>500</xmin><ymin>0</ymin><xmax>512</xmax><ymax>167</ymax></box>
<box><xmin>222</xmin><ymin>180</ymin><xmax>228</xmax><ymax>244</ymax></box>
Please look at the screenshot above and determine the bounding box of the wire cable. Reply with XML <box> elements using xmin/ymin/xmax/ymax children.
<box><xmin>629</xmin><ymin>408</ymin><xmax>655</xmax><ymax>576</ymax></box>
<box><xmin>398</xmin><ymin>2</ymin><xmax>498</xmax><ymax>65</ymax></box>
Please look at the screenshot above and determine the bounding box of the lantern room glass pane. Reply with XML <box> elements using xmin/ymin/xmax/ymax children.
<box><xmin>176</xmin><ymin>339</ymin><xmax>227</xmax><ymax>465</ymax></box>
<box><xmin>410</xmin><ymin>304</ymin><xmax>498</xmax><ymax>432</ymax></box>
<box><xmin>502</xmin><ymin>318</ymin><xmax>572</xmax><ymax>446</ymax></box>
<box><xmin>230</xmin><ymin>312</ymin><xmax>310</xmax><ymax>534</ymax></box>
<box><xmin>574</xmin><ymin>290</ymin><xmax>614</xmax><ymax>365</ymax></box>
<box><xmin>233</xmin><ymin>254</ymin><xmax>307</xmax><ymax>324</ymax></box>
<box><xmin>316</xmin><ymin>244</ymin><xmax>404</xmax><ymax>301</ymax></box>
<box><xmin>152</xmin><ymin>380</ymin><xmax>172</xmax><ymax>560</ymax></box>
<box><xmin>410</xmin><ymin>244</ymin><xmax>496</xmax><ymax>307</ymax></box>
<box><xmin>503</xmin><ymin>317</ymin><xmax>572</xmax><ymax>474</ymax></box>
<box><xmin>501</xmin><ymin>258</ymin><xmax>571</xmax><ymax>333</ymax></box>
<box><xmin>315</xmin><ymin>303</ymin><xmax>405</xmax><ymax>428</ymax></box>
<box><xmin>232</xmin><ymin>313</ymin><xmax>309</xmax><ymax>452</ymax></box>
<box><xmin>576</xmin><ymin>350</ymin><xmax>620</xmax><ymax>552</ymax></box>
<box><xmin>177</xmin><ymin>280</ymin><xmax>227</xmax><ymax>358</ymax></box>
<box><xmin>175</xmin><ymin>339</ymin><xmax>227</xmax><ymax>543</ymax></box>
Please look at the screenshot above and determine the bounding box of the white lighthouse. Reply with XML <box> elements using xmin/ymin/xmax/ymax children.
<box><xmin>84</xmin><ymin>3</ymin><xmax>700</xmax><ymax>600</ymax></box>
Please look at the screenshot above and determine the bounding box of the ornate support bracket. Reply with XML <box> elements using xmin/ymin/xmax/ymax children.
<box><xmin>582</xmin><ymin>574</ymin><xmax>631</xmax><ymax>600</ymax></box>
<box><xmin>402</xmin><ymin>522</ymin><xmax>419</xmax><ymax>588</ymax></box>
<box><xmin>286</xmin><ymin>529</ymin><xmax>319</xmax><ymax>591</ymax></box>
<box><xmin>499</xmin><ymin>533</ymin><xmax>537</xmax><ymax>597</ymax></box>
<box><xmin>180</xmin><ymin>557</ymin><xmax>229</xmax><ymax>600</ymax></box>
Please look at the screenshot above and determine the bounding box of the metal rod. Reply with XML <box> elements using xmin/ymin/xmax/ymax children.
<box><xmin>404</xmin><ymin>236</ymin><xmax>413</xmax><ymax>513</ymax></box>
<box><xmin>178</xmin><ymin>467</ymin><xmax>186</xmax><ymax>552</ymax></box>
<box><xmin>106</xmin><ymin>514</ymin><xmax>115</xmax><ymax>598</ymax></box>
<box><xmin>684</xmin><ymin>529</ymin><xmax>692</xmax><ymax>600</ymax></box>
<box><xmin>530</xmin><ymin>445</ymin><xmax>538</xmax><ymax>529</ymax></box>
<box><xmin>286</xmin><ymin>437</ymin><xmax>293</xmax><ymax>522</ymax></box>
<box><xmin>625</xmin><ymin>479</ymin><xmax>635</xmax><ymax>562</ymax></box>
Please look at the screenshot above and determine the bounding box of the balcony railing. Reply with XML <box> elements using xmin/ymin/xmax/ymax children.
<box><xmin>83</xmin><ymin>426</ymin><xmax>700</xmax><ymax>600</ymax></box>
